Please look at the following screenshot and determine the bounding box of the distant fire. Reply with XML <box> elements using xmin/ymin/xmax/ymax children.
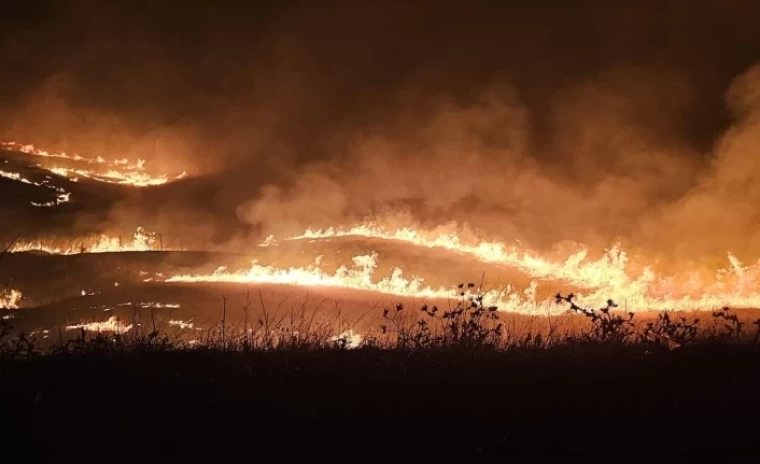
<box><xmin>168</xmin><ymin>319</ymin><xmax>195</xmax><ymax>330</ymax></box>
<box><xmin>66</xmin><ymin>316</ymin><xmax>133</xmax><ymax>333</ymax></box>
<box><xmin>47</xmin><ymin>166</ymin><xmax>187</xmax><ymax>187</ymax></box>
<box><xmin>11</xmin><ymin>226</ymin><xmax>163</xmax><ymax>254</ymax></box>
<box><xmin>139</xmin><ymin>302</ymin><xmax>181</xmax><ymax>309</ymax></box>
<box><xmin>1</xmin><ymin>141</ymin><xmax>186</xmax><ymax>187</ymax></box>
<box><xmin>0</xmin><ymin>168</ymin><xmax>72</xmax><ymax>207</ymax></box>
<box><xmin>0</xmin><ymin>289</ymin><xmax>23</xmax><ymax>309</ymax></box>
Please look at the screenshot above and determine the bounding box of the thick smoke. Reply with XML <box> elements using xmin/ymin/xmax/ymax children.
<box><xmin>4</xmin><ymin>1</ymin><xmax>760</xmax><ymax>266</ymax></box>
<box><xmin>640</xmin><ymin>64</ymin><xmax>760</xmax><ymax>262</ymax></box>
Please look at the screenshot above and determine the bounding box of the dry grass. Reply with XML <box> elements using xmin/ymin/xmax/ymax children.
<box><xmin>3</xmin><ymin>286</ymin><xmax>760</xmax><ymax>359</ymax></box>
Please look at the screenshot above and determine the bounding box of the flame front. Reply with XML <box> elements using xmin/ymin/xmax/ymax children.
<box><xmin>164</xmin><ymin>252</ymin><xmax>548</xmax><ymax>314</ymax></box>
<box><xmin>167</xmin><ymin>253</ymin><xmax>458</xmax><ymax>298</ymax></box>
<box><xmin>160</xmin><ymin>221</ymin><xmax>760</xmax><ymax>314</ymax></box>
<box><xmin>287</xmin><ymin>223</ymin><xmax>636</xmax><ymax>289</ymax></box>
<box><xmin>11</xmin><ymin>227</ymin><xmax>160</xmax><ymax>254</ymax></box>
<box><xmin>2</xmin><ymin>142</ymin><xmax>186</xmax><ymax>187</ymax></box>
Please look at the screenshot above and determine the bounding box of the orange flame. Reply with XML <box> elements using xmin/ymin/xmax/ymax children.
<box><xmin>11</xmin><ymin>227</ymin><xmax>160</xmax><ymax>254</ymax></box>
<box><xmin>193</xmin><ymin>222</ymin><xmax>760</xmax><ymax>313</ymax></box>
<box><xmin>2</xmin><ymin>142</ymin><xmax>186</xmax><ymax>187</ymax></box>
<box><xmin>0</xmin><ymin>168</ymin><xmax>72</xmax><ymax>207</ymax></box>
<box><xmin>0</xmin><ymin>289</ymin><xmax>22</xmax><ymax>309</ymax></box>
<box><xmin>66</xmin><ymin>316</ymin><xmax>133</xmax><ymax>333</ymax></box>
<box><xmin>163</xmin><ymin>252</ymin><xmax>546</xmax><ymax>313</ymax></box>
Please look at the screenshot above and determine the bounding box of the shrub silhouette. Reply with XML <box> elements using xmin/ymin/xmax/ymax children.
<box><xmin>555</xmin><ymin>293</ymin><xmax>635</xmax><ymax>343</ymax></box>
<box><xmin>381</xmin><ymin>283</ymin><xmax>503</xmax><ymax>349</ymax></box>
<box><xmin>642</xmin><ymin>312</ymin><xmax>699</xmax><ymax>350</ymax></box>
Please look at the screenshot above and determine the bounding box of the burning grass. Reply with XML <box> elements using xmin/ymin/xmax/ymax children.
<box><xmin>9</xmin><ymin>226</ymin><xmax>165</xmax><ymax>254</ymax></box>
<box><xmin>8</xmin><ymin>218</ymin><xmax>760</xmax><ymax>316</ymax></box>
<box><xmin>1</xmin><ymin>141</ymin><xmax>187</xmax><ymax>187</ymax></box>
<box><xmin>0</xmin><ymin>289</ymin><xmax>22</xmax><ymax>309</ymax></box>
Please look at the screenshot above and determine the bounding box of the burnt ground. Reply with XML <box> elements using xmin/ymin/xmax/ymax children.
<box><xmin>2</xmin><ymin>344</ymin><xmax>760</xmax><ymax>460</ymax></box>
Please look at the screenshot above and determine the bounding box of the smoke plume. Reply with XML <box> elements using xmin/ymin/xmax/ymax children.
<box><xmin>3</xmin><ymin>1</ymin><xmax>760</xmax><ymax>267</ymax></box>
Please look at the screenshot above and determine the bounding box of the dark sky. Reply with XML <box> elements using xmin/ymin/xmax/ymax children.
<box><xmin>3</xmin><ymin>1</ymin><xmax>760</xmax><ymax>257</ymax></box>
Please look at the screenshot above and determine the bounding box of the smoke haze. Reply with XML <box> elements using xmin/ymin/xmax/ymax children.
<box><xmin>4</xmin><ymin>0</ymin><xmax>760</xmax><ymax>265</ymax></box>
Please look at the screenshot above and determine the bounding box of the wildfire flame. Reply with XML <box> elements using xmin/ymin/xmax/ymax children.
<box><xmin>168</xmin><ymin>319</ymin><xmax>195</xmax><ymax>330</ymax></box>
<box><xmin>331</xmin><ymin>330</ymin><xmax>363</xmax><ymax>348</ymax></box>
<box><xmin>11</xmin><ymin>227</ymin><xmax>160</xmax><ymax>254</ymax></box>
<box><xmin>0</xmin><ymin>169</ymin><xmax>34</xmax><ymax>184</ymax></box>
<box><xmin>66</xmin><ymin>316</ymin><xmax>133</xmax><ymax>333</ymax></box>
<box><xmin>287</xmin><ymin>223</ymin><xmax>637</xmax><ymax>290</ymax></box>
<box><xmin>1</xmin><ymin>142</ymin><xmax>187</xmax><ymax>187</ymax></box>
<box><xmin>0</xmin><ymin>168</ymin><xmax>72</xmax><ymax>207</ymax></box>
<box><xmin>165</xmin><ymin>252</ymin><xmax>547</xmax><ymax>313</ymax></box>
<box><xmin>168</xmin><ymin>253</ymin><xmax>448</xmax><ymax>295</ymax></box>
<box><xmin>139</xmin><ymin>302</ymin><xmax>181</xmax><ymax>309</ymax></box>
<box><xmin>160</xmin><ymin>221</ymin><xmax>760</xmax><ymax>314</ymax></box>
<box><xmin>0</xmin><ymin>289</ymin><xmax>22</xmax><ymax>309</ymax></box>
<box><xmin>8</xmin><ymin>136</ymin><xmax>760</xmax><ymax>316</ymax></box>
<box><xmin>47</xmin><ymin>166</ymin><xmax>187</xmax><ymax>187</ymax></box>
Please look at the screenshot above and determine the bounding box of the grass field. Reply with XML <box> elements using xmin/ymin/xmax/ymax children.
<box><xmin>4</xmin><ymin>146</ymin><xmax>760</xmax><ymax>458</ymax></box>
<box><xmin>3</xmin><ymin>295</ymin><xmax>760</xmax><ymax>459</ymax></box>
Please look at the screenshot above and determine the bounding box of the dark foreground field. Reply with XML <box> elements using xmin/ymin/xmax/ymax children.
<box><xmin>3</xmin><ymin>342</ymin><xmax>760</xmax><ymax>461</ymax></box>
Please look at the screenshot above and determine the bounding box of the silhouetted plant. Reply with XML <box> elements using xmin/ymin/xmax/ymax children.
<box><xmin>710</xmin><ymin>307</ymin><xmax>744</xmax><ymax>340</ymax></box>
<box><xmin>555</xmin><ymin>293</ymin><xmax>635</xmax><ymax>343</ymax></box>
<box><xmin>643</xmin><ymin>312</ymin><xmax>699</xmax><ymax>350</ymax></box>
<box><xmin>440</xmin><ymin>283</ymin><xmax>503</xmax><ymax>347</ymax></box>
<box><xmin>0</xmin><ymin>319</ymin><xmax>13</xmax><ymax>358</ymax></box>
<box><xmin>379</xmin><ymin>283</ymin><xmax>503</xmax><ymax>349</ymax></box>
